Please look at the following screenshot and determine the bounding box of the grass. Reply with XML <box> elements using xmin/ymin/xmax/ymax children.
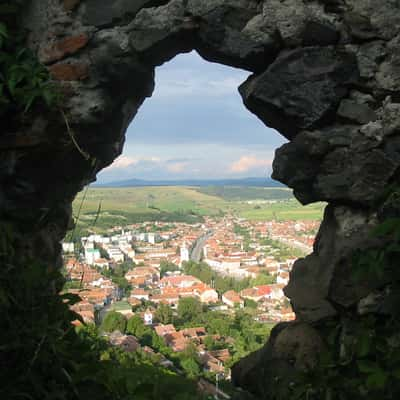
<box><xmin>237</xmin><ymin>200</ymin><xmax>326</xmax><ymax>221</ymax></box>
<box><xmin>195</xmin><ymin>186</ymin><xmax>293</xmax><ymax>201</ymax></box>
<box><xmin>73</xmin><ymin>186</ymin><xmax>226</xmax><ymax>217</ymax></box>
<box><xmin>71</xmin><ymin>186</ymin><xmax>324</xmax><ymax>232</ymax></box>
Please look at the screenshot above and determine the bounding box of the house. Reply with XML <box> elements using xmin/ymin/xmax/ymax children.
<box><xmin>125</xmin><ymin>267</ymin><xmax>160</xmax><ymax>285</ymax></box>
<box><xmin>240</xmin><ymin>287</ymin><xmax>260</xmax><ymax>302</ymax></box>
<box><xmin>84</xmin><ymin>248</ymin><xmax>101</xmax><ymax>265</ymax></box>
<box><xmin>144</xmin><ymin>309</ymin><xmax>153</xmax><ymax>325</ymax></box>
<box><xmin>209</xmin><ymin>349</ymin><xmax>230</xmax><ymax>363</ymax></box>
<box><xmin>181</xmin><ymin>327</ymin><xmax>206</xmax><ymax>339</ymax></box>
<box><xmin>277</xmin><ymin>271</ymin><xmax>290</xmax><ymax>285</ymax></box>
<box><xmin>93</xmin><ymin>258</ymin><xmax>109</xmax><ymax>269</ymax></box>
<box><xmin>151</xmin><ymin>293</ymin><xmax>179</xmax><ymax>306</ymax></box>
<box><xmin>222</xmin><ymin>290</ymin><xmax>244</xmax><ymax>308</ymax></box>
<box><xmin>62</xmin><ymin>242</ymin><xmax>74</xmax><ymax>253</ymax></box>
<box><xmin>198</xmin><ymin>351</ymin><xmax>224</xmax><ymax>373</ymax></box>
<box><xmin>164</xmin><ymin>331</ymin><xmax>188</xmax><ymax>352</ymax></box>
<box><xmin>70</xmin><ymin>300</ymin><xmax>95</xmax><ymax>324</ymax></box>
<box><xmin>109</xmin><ymin>331</ymin><xmax>140</xmax><ymax>352</ymax></box>
<box><xmin>160</xmin><ymin>275</ymin><xmax>201</xmax><ymax>288</ymax></box>
<box><xmin>130</xmin><ymin>288</ymin><xmax>150</xmax><ymax>301</ymax></box>
<box><xmin>127</xmin><ymin>296</ymin><xmax>141</xmax><ymax>307</ymax></box>
<box><xmin>154</xmin><ymin>324</ymin><xmax>176</xmax><ymax>337</ymax></box>
<box><xmin>197</xmin><ymin>286</ymin><xmax>219</xmax><ymax>304</ymax></box>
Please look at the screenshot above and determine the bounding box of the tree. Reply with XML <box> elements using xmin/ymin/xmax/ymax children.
<box><xmin>180</xmin><ymin>342</ymin><xmax>201</xmax><ymax>379</ymax></box>
<box><xmin>160</xmin><ymin>260</ymin><xmax>179</xmax><ymax>277</ymax></box>
<box><xmin>101</xmin><ymin>311</ymin><xmax>126</xmax><ymax>333</ymax></box>
<box><xmin>177</xmin><ymin>297</ymin><xmax>202</xmax><ymax>323</ymax></box>
<box><xmin>244</xmin><ymin>298</ymin><xmax>258</xmax><ymax>309</ymax></box>
<box><xmin>155</xmin><ymin>303</ymin><xmax>174</xmax><ymax>324</ymax></box>
<box><xmin>180</xmin><ymin>357</ymin><xmax>201</xmax><ymax>379</ymax></box>
<box><xmin>250</xmin><ymin>273</ymin><xmax>275</xmax><ymax>286</ymax></box>
<box><xmin>126</xmin><ymin>315</ymin><xmax>145</xmax><ymax>337</ymax></box>
<box><xmin>112</xmin><ymin>276</ymin><xmax>131</xmax><ymax>297</ymax></box>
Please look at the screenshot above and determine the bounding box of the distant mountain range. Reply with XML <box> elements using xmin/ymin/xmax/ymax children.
<box><xmin>96</xmin><ymin>177</ymin><xmax>284</xmax><ymax>188</ymax></box>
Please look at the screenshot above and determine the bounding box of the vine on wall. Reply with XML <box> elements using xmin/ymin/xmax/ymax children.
<box><xmin>0</xmin><ymin>4</ymin><xmax>205</xmax><ymax>399</ymax></box>
<box><xmin>0</xmin><ymin>0</ymin><xmax>57</xmax><ymax>118</ymax></box>
<box><xmin>283</xmin><ymin>189</ymin><xmax>400</xmax><ymax>400</ymax></box>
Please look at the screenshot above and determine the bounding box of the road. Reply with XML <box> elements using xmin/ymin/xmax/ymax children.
<box><xmin>190</xmin><ymin>231</ymin><xmax>213</xmax><ymax>262</ymax></box>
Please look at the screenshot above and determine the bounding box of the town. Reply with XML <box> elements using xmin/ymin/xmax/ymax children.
<box><xmin>62</xmin><ymin>215</ymin><xmax>319</xmax><ymax>392</ymax></box>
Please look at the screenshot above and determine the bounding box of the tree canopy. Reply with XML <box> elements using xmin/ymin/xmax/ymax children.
<box><xmin>101</xmin><ymin>311</ymin><xmax>127</xmax><ymax>333</ymax></box>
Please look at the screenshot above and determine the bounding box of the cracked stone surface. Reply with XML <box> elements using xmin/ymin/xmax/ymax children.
<box><xmin>1</xmin><ymin>1</ymin><xmax>399</xmax><ymax>398</ymax></box>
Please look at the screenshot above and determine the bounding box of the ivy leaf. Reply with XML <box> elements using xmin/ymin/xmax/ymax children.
<box><xmin>357</xmin><ymin>360</ymin><xmax>379</xmax><ymax>374</ymax></box>
<box><xmin>0</xmin><ymin>22</ymin><xmax>8</xmax><ymax>38</ymax></box>
<box><xmin>41</xmin><ymin>87</ymin><xmax>55</xmax><ymax>107</ymax></box>
<box><xmin>356</xmin><ymin>333</ymin><xmax>372</xmax><ymax>357</ymax></box>
<box><xmin>372</xmin><ymin>218</ymin><xmax>400</xmax><ymax>237</ymax></box>
<box><xmin>366</xmin><ymin>369</ymin><xmax>388</xmax><ymax>390</ymax></box>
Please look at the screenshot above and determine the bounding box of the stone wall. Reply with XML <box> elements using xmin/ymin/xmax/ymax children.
<box><xmin>3</xmin><ymin>0</ymin><xmax>399</xmax><ymax>398</ymax></box>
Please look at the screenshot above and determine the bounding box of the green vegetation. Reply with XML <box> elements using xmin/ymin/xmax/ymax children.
<box><xmin>260</xmin><ymin>236</ymin><xmax>306</xmax><ymax>261</ymax></box>
<box><xmin>0</xmin><ymin>252</ymin><xmax>204</xmax><ymax>399</ymax></box>
<box><xmin>100</xmin><ymin>262</ymin><xmax>132</xmax><ymax>295</ymax></box>
<box><xmin>71</xmin><ymin>187</ymin><xmax>324</xmax><ymax>233</ymax></box>
<box><xmin>72</xmin><ymin>186</ymin><xmax>226</xmax><ymax>231</ymax></box>
<box><xmin>196</xmin><ymin>186</ymin><xmax>293</xmax><ymax>201</ymax></box>
<box><xmin>0</xmin><ymin>0</ymin><xmax>57</xmax><ymax>119</ymax></box>
<box><xmin>180</xmin><ymin>343</ymin><xmax>202</xmax><ymax>379</ymax></box>
<box><xmin>101</xmin><ymin>310</ymin><xmax>127</xmax><ymax>333</ymax></box>
<box><xmin>183</xmin><ymin>260</ymin><xmax>275</xmax><ymax>295</ymax></box>
<box><xmin>282</xmin><ymin>190</ymin><xmax>400</xmax><ymax>400</ymax></box>
<box><xmin>178</xmin><ymin>297</ymin><xmax>204</xmax><ymax>322</ymax></box>
<box><xmin>160</xmin><ymin>260</ymin><xmax>180</xmax><ymax>277</ymax></box>
<box><xmin>174</xmin><ymin>301</ymin><xmax>275</xmax><ymax>367</ymax></box>
<box><xmin>238</xmin><ymin>199</ymin><xmax>325</xmax><ymax>221</ymax></box>
<box><xmin>155</xmin><ymin>303</ymin><xmax>174</xmax><ymax>324</ymax></box>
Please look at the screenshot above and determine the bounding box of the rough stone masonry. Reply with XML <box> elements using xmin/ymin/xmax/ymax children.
<box><xmin>2</xmin><ymin>0</ymin><xmax>399</xmax><ymax>398</ymax></box>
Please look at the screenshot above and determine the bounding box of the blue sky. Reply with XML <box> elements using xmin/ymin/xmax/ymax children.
<box><xmin>97</xmin><ymin>51</ymin><xmax>286</xmax><ymax>184</ymax></box>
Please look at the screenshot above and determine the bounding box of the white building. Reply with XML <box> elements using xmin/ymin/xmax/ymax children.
<box><xmin>144</xmin><ymin>310</ymin><xmax>153</xmax><ymax>326</ymax></box>
<box><xmin>84</xmin><ymin>248</ymin><xmax>101</xmax><ymax>265</ymax></box>
<box><xmin>107</xmin><ymin>247</ymin><xmax>124</xmax><ymax>263</ymax></box>
<box><xmin>62</xmin><ymin>242</ymin><xmax>74</xmax><ymax>253</ymax></box>
<box><xmin>180</xmin><ymin>242</ymin><xmax>190</xmax><ymax>266</ymax></box>
<box><xmin>148</xmin><ymin>233</ymin><xmax>156</xmax><ymax>244</ymax></box>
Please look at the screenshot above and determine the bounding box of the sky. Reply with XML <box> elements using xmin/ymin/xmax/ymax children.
<box><xmin>97</xmin><ymin>51</ymin><xmax>286</xmax><ymax>184</ymax></box>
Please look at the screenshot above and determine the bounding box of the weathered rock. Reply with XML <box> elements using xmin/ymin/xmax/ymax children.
<box><xmin>189</xmin><ymin>0</ymin><xmax>280</xmax><ymax>71</ymax></box>
<box><xmin>355</xmin><ymin>40</ymin><xmax>387</xmax><ymax>80</ymax></box>
<box><xmin>48</xmin><ymin>61</ymin><xmax>89</xmax><ymax>81</ymax></box>
<box><xmin>232</xmin><ymin>322</ymin><xmax>326</xmax><ymax>399</ymax></box>
<box><xmin>337</xmin><ymin>99</ymin><xmax>376</xmax><ymax>124</ymax></box>
<box><xmin>129</xmin><ymin>0</ymin><xmax>196</xmax><ymax>65</ymax></box>
<box><xmin>376</xmin><ymin>35</ymin><xmax>400</xmax><ymax>92</ymax></box>
<box><xmin>63</xmin><ymin>0</ymin><xmax>80</xmax><ymax>12</ymax></box>
<box><xmin>39</xmin><ymin>33</ymin><xmax>90</xmax><ymax>64</ymax></box>
<box><xmin>82</xmin><ymin>0</ymin><xmax>169</xmax><ymax>27</ymax></box>
<box><xmin>239</xmin><ymin>47</ymin><xmax>359</xmax><ymax>139</ymax></box>
<box><xmin>5</xmin><ymin>1</ymin><xmax>400</xmax><ymax>399</ymax></box>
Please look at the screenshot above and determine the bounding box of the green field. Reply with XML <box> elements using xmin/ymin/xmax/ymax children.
<box><xmin>71</xmin><ymin>186</ymin><xmax>324</xmax><ymax>232</ymax></box>
<box><xmin>195</xmin><ymin>186</ymin><xmax>293</xmax><ymax>201</ymax></box>
<box><xmin>236</xmin><ymin>199</ymin><xmax>325</xmax><ymax>221</ymax></box>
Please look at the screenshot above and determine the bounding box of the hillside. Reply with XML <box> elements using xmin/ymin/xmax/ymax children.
<box><xmin>195</xmin><ymin>186</ymin><xmax>293</xmax><ymax>201</ymax></box>
<box><xmin>71</xmin><ymin>186</ymin><xmax>324</xmax><ymax>233</ymax></box>
<box><xmin>96</xmin><ymin>177</ymin><xmax>284</xmax><ymax>187</ymax></box>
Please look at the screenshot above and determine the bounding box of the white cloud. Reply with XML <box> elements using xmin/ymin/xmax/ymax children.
<box><xmin>230</xmin><ymin>155</ymin><xmax>272</xmax><ymax>173</ymax></box>
<box><xmin>104</xmin><ymin>155</ymin><xmax>160</xmax><ymax>170</ymax></box>
<box><xmin>155</xmin><ymin>76</ymin><xmax>244</xmax><ymax>98</ymax></box>
<box><xmin>166</xmin><ymin>162</ymin><xmax>189</xmax><ymax>173</ymax></box>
